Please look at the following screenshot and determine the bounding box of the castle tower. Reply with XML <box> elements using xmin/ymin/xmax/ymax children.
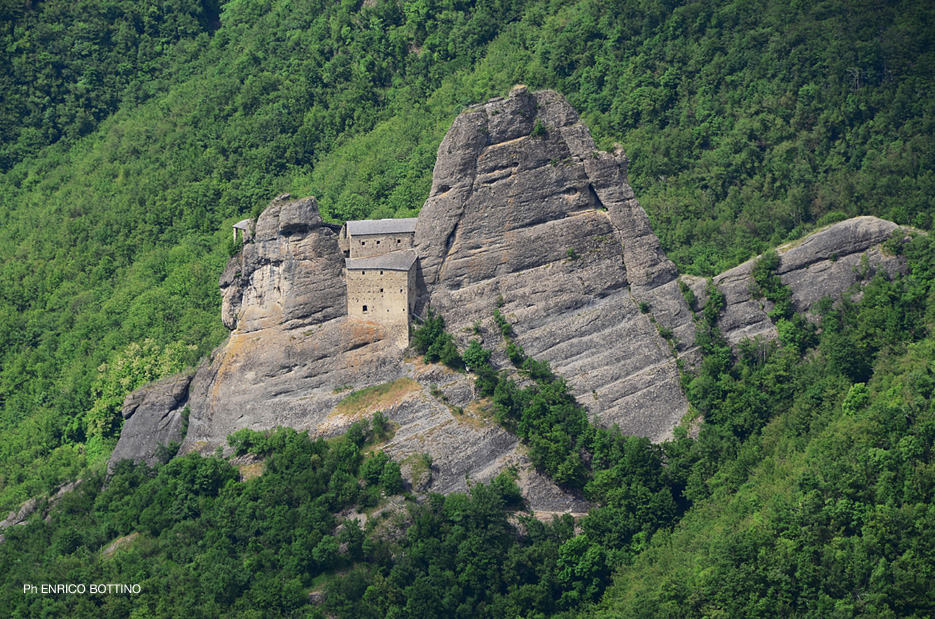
<box><xmin>345</xmin><ymin>249</ymin><xmax>417</xmax><ymax>348</ymax></box>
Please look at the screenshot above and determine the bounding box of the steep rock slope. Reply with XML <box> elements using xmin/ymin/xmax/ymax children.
<box><xmin>415</xmin><ymin>86</ymin><xmax>694</xmax><ymax>440</ymax></box>
<box><xmin>179</xmin><ymin>194</ymin><xmax>586</xmax><ymax>512</ymax></box>
<box><xmin>681</xmin><ymin>216</ymin><xmax>908</xmax><ymax>345</ymax></box>
<box><xmin>110</xmin><ymin>90</ymin><xmax>909</xmax><ymax>509</ymax></box>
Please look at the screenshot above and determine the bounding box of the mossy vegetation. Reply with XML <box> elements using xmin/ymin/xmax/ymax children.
<box><xmin>331</xmin><ymin>378</ymin><xmax>419</xmax><ymax>419</ymax></box>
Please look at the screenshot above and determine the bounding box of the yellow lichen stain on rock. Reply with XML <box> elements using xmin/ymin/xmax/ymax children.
<box><xmin>453</xmin><ymin>398</ymin><xmax>497</xmax><ymax>431</ymax></box>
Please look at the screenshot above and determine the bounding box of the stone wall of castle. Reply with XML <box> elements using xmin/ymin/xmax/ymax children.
<box><xmin>349</xmin><ymin>232</ymin><xmax>415</xmax><ymax>258</ymax></box>
<box><xmin>346</xmin><ymin>266</ymin><xmax>414</xmax><ymax>347</ymax></box>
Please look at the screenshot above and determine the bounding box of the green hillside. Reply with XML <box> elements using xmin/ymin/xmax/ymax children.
<box><xmin>1</xmin><ymin>0</ymin><xmax>934</xmax><ymax>615</ymax></box>
<box><xmin>1</xmin><ymin>222</ymin><xmax>933</xmax><ymax>617</ymax></box>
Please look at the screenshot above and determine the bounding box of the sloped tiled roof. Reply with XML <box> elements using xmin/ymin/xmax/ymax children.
<box><xmin>346</xmin><ymin>218</ymin><xmax>418</xmax><ymax>236</ymax></box>
<box><xmin>345</xmin><ymin>249</ymin><xmax>417</xmax><ymax>271</ymax></box>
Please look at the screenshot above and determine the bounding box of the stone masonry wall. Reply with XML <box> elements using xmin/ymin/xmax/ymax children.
<box><xmin>347</xmin><ymin>267</ymin><xmax>411</xmax><ymax>346</ymax></box>
<box><xmin>349</xmin><ymin>232</ymin><xmax>415</xmax><ymax>258</ymax></box>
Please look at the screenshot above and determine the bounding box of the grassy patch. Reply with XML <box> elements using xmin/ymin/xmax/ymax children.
<box><xmin>237</xmin><ymin>461</ymin><xmax>266</xmax><ymax>481</ymax></box>
<box><xmin>331</xmin><ymin>378</ymin><xmax>419</xmax><ymax>419</ymax></box>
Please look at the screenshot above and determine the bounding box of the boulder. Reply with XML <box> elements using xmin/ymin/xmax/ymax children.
<box><xmin>107</xmin><ymin>372</ymin><xmax>193</xmax><ymax>470</ymax></box>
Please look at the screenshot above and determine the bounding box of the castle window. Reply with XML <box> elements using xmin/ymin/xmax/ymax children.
<box><xmin>396</xmin><ymin>239</ymin><xmax>401</xmax><ymax>244</ymax></box>
<box><xmin>362</xmin><ymin>305</ymin><xmax>368</xmax><ymax>312</ymax></box>
<box><xmin>361</xmin><ymin>240</ymin><xmax>366</xmax><ymax>245</ymax></box>
<box><xmin>376</xmin><ymin>240</ymin><xmax>381</xmax><ymax>245</ymax></box>
<box><xmin>379</xmin><ymin>270</ymin><xmax>384</xmax><ymax>275</ymax></box>
<box><xmin>362</xmin><ymin>271</ymin><xmax>366</xmax><ymax>275</ymax></box>
<box><xmin>379</xmin><ymin>288</ymin><xmax>383</xmax><ymax>293</ymax></box>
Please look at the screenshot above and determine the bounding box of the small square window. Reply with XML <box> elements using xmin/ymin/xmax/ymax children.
<box><xmin>361</xmin><ymin>240</ymin><xmax>366</xmax><ymax>245</ymax></box>
<box><xmin>362</xmin><ymin>305</ymin><xmax>368</xmax><ymax>312</ymax></box>
<box><xmin>379</xmin><ymin>270</ymin><xmax>384</xmax><ymax>275</ymax></box>
<box><xmin>379</xmin><ymin>288</ymin><xmax>383</xmax><ymax>293</ymax></box>
<box><xmin>396</xmin><ymin>239</ymin><xmax>401</xmax><ymax>244</ymax></box>
<box><xmin>376</xmin><ymin>240</ymin><xmax>381</xmax><ymax>245</ymax></box>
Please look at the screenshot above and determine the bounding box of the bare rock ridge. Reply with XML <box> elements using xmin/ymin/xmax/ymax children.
<box><xmin>414</xmin><ymin>86</ymin><xmax>694</xmax><ymax>440</ymax></box>
<box><xmin>110</xmin><ymin>89</ymin><xmax>909</xmax><ymax>511</ymax></box>
<box><xmin>705</xmin><ymin>216</ymin><xmax>906</xmax><ymax>345</ymax></box>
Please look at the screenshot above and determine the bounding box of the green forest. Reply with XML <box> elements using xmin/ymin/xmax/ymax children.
<box><xmin>1</xmin><ymin>0</ymin><xmax>933</xmax><ymax>615</ymax></box>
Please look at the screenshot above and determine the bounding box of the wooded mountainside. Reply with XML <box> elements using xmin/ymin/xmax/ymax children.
<box><xmin>0</xmin><ymin>0</ymin><xmax>933</xmax><ymax>616</ymax></box>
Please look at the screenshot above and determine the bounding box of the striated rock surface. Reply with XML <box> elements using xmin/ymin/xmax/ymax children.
<box><xmin>711</xmin><ymin>216</ymin><xmax>907</xmax><ymax>345</ymax></box>
<box><xmin>111</xmin><ymin>89</ymin><xmax>912</xmax><ymax>513</ymax></box>
<box><xmin>107</xmin><ymin>372</ymin><xmax>193</xmax><ymax>470</ymax></box>
<box><xmin>169</xmin><ymin>191</ymin><xmax>586</xmax><ymax>511</ymax></box>
<box><xmin>220</xmin><ymin>194</ymin><xmax>346</xmax><ymax>332</ymax></box>
<box><xmin>415</xmin><ymin>86</ymin><xmax>693</xmax><ymax>440</ymax></box>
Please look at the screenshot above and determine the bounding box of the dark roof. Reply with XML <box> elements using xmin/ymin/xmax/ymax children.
<box><xmin>346</xmin><ymin>218</ymin><xmax>418</xmax><ymax>236</ymax></box>
<box><xmin>233</xmin><ymin>218</ymin><xmax>252</xmax><ymax>230</ymax></box>
<box><xmin>345</xmin><ymin>250</ymin><xmax>417</xmax><ymax>271</ymax></box>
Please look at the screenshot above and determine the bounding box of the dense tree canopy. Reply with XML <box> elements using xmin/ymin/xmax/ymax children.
<box><xmin>0</xmin><ymin>0</ymin><xmax>933</xmax><ymax>615</ymax></box>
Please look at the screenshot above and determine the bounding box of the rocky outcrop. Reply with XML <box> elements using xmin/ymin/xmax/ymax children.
<box><xmin>181</xmin><ymin>320</ymin><xmax>404</xmax><ymax>449</ymax></box>
<box><xmin>1</xmin><ymin>481</ymin><xmax>82</xmax><ymax>543</ymax></box>
<box><xmin>170</xmin><ymin>190</ymin><xmax>587</xmax><ymax>511</ymax></box>
<box><xmin>710</xmin><ymin>216</ymin><xmax>906</xmax><ymax>345</ymax></box>
<box><xmin>220</xmin><ymin>194</ymin><xmax>346</xmax><ymax>332</ymax></box>
<box><xmin>107</xmin><ymin>372</ymin><xmax>193</xmax><ymax>469</ymax></box>
<box><xmin>111</xmin><ymin>89</ymin><xmax>912</xmax><ymax>513</ymax></box>
<box><xmin>415</xmin><ymin>86</ymin><xmax>694</xmax><ymax>440</ymax></box>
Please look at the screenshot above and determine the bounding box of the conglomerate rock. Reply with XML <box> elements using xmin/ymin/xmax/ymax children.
<box><xmin>710</xmin><ymin>216</ymin><xmax>906</xmax><ymax>345</ymax></box>
<box><xmin>107</xmin><ymin>371</ymin><xmax>194</xmax><ymax>470</ymax></box>
<box><xmin>414</xmin><ymin>85</ymin><xmax>693</xmax><ymax>440</ymax></box>
<box><xmin>220</xmin><ymin>194</ymin><xmax>346</xmax><ymax>333</ymax></box>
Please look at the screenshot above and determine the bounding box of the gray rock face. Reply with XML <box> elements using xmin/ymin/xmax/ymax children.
<box><xmin>180</xmin><ymin>319</ymin><xmax>405</xmax><ymax>451</ymax></box>
<box><xmin>172</xmin><ymin>190</ymin><xmax>586</xmax><ymax>511</ymax></box>
<box><xmin>220</xmin><ymin>195</ymin><xmax>346</xmax><ymax>332</ymax></box>
<box><xmin>415</xmin><ymin>86</ymin><xmax>693</xmax><ymax>440</ymax></box>
<box><xmin>712</xmin><ymin>216</ymin><xmax>906</xmax><ymax>345</ymax></box>
<box><xmin>107</xmin><ymin>372</ymin><xmax>193</xmax><ymax>470</ymax></box>
<box><xmin>185</xmin><ymin>194</ymin><xmax>406</xmax><ymax>454</ymax></box>
<box><xmin>111</xmin><ymin>89</ymin><xmax>911</xmax><ymax>513</ymax></box>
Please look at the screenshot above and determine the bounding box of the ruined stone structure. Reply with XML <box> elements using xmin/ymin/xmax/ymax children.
<box><xmin>232</xmin><ymin>218</ymin><xmax>252</xmax><ymax>242</ymax></box>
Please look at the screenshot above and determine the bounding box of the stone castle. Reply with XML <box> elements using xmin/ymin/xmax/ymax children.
<box><xmin>121</xmin><ymin>87</ymin><xmax>907</xmax><ymax>509</ymax></box>
<box><xmin>229</xmin><ymin>213</ymin><xmax>420</xmax><ymax>348</ymax></box>
<box><xmin>338</xmin><ymin>218</ymin><xmax>418</xmax><ymax>347</ymax></box>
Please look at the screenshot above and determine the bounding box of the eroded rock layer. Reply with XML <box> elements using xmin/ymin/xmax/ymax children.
<box><xmin>111</xmin><ymin>89</ymin><xmax>911</xmax><ymax>512</ymax></box>
<box><xmin>415</xmin><ymin>86</ymin><xmax>693</xmax><ymax>440</ymax></box>
<box><xmin>706</xmin><ymin>216</ymin><xmax>906</xmax><ymax>345</ymax></box>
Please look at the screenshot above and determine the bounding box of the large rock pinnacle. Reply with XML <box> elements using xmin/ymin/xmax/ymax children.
<box><xmin>220</xmin><ymin>195</ymin><xmax>346</xmax><ymax>332</ymax></box>
<box><xmin>110</xmin><ymin>89</ymin><xmax>911</xmax><ymax>511</ymax></box>
<box><xmin>415</xmin><ymin>86</ymin><xmax>694</xmax><ymax>439</ymax></box>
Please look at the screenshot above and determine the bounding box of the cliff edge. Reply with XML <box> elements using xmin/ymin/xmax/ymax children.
<box><xmin>110</xmin><ymin>89</ymin><xmax>910</xmax><ymax>511</ymax></box>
